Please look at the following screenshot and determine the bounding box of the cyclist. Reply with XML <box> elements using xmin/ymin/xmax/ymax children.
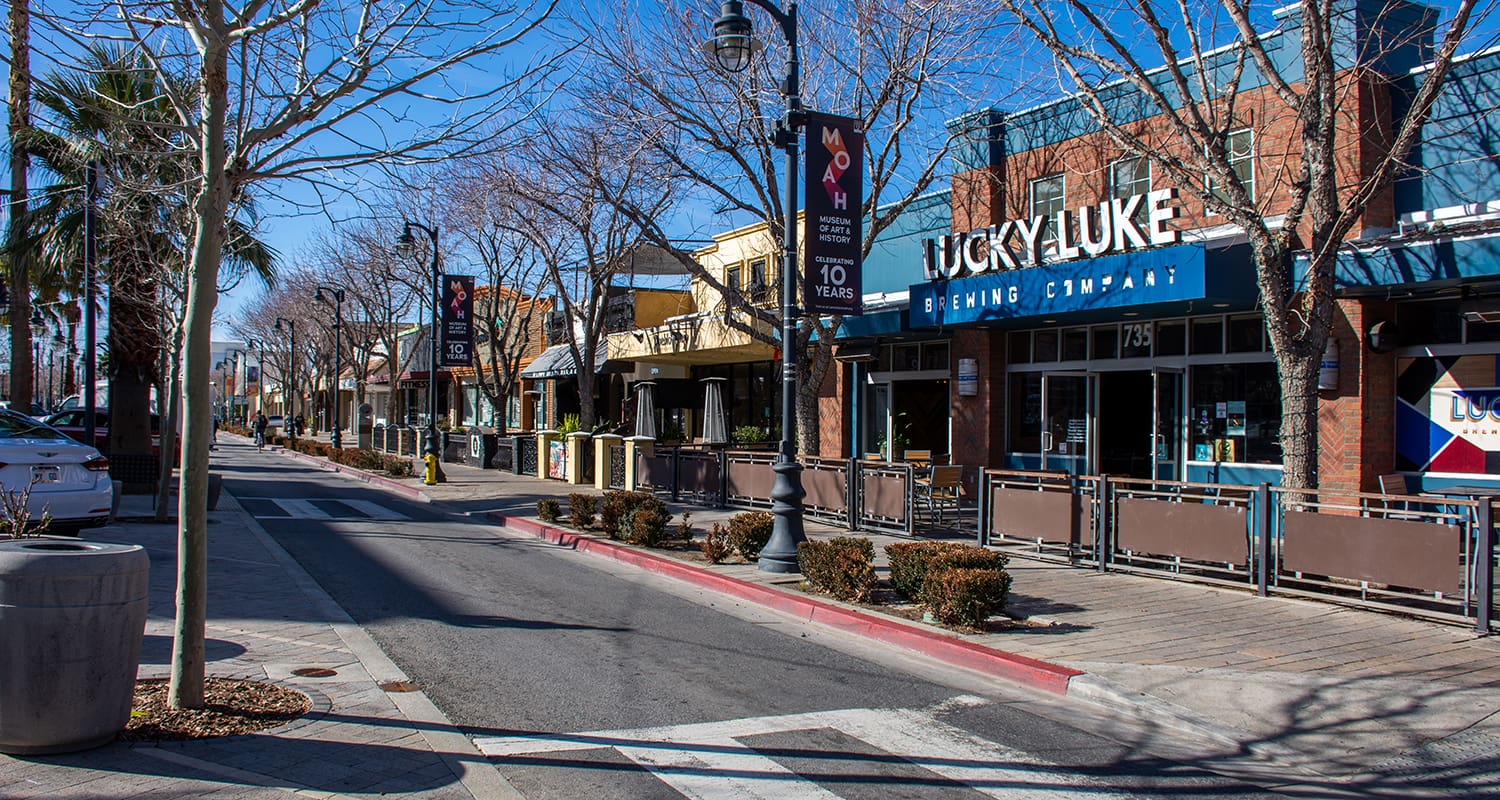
<box><xmin>253</xmin><ymin>411</ymin><xmax>269</xmax><ymax>450</ymax></box>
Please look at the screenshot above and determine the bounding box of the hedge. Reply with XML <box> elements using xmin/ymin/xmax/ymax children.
<box><xmin>798</xmin><ymin>537</ymin><xmax>876</xmax><ymax>603</ymax></box>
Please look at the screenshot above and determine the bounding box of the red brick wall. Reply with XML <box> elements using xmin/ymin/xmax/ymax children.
<box><xmin>949</xmin><ymin>328</ymin><xmax>1006</xmax><ymax>496</ymax></box>
<box><xmin>816</xmin><ymin>358</ymin><xmax>843</xmax><ymax>459</ymax></box>
<box><xmin>1317</xmin><ymin>298</ymin><xmax>1397</xmax><ymax>493</ymax></box>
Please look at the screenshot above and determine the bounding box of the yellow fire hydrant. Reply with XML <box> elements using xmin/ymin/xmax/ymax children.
<box><xmin>423</xmin><ymin>452</ymin><xmax>440</xmax><ymax>486</ymax></box>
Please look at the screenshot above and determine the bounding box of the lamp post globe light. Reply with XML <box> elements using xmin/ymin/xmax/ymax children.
<box><xmin>275</xmin><ymin>317</ymin><xmax>297</xmax><ymax>446</ymax></box>
<box><xmin>705</xmin><ymin>0</ymin><xmax>806</xmax><ymax>574</ymax></box>
<box><xmin>314</xmin><ymin>287</ymin><xmax>346</xmax><ymax>449</ymax></box>
<box><xmin>395</xmin><ymin>221</ymin><xmax>446</xmax><ymax>482</ymax></box>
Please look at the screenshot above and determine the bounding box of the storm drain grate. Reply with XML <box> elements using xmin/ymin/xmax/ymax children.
<box><xmin>380</xmin><ymin>680</ymin><xmax>420</xmax><ymax>693</ymax></box>
<box><xmin>292</xmin><ymin>667</ymin><xmax>339</xmax><ymax>678</ymax></box>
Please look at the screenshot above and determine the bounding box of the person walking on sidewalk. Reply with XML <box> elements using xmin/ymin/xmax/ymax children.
<box><xmin>253</xmin><ymin>411</ymin><xmax>269</xmax><ymax>450</ymax></box>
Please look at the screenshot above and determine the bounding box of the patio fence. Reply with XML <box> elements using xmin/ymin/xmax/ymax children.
<box><xmin>623</xmin><ymin>446</ymin><xmax>914</xmax><ymax>535</ymax></box>
<box><xmin>979</xmin><ymin>469</ymin><xmax>1498</xmax><ymax>632</ymax></box>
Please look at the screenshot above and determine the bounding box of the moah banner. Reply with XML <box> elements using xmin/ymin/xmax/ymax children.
<box><xmin>909</xmin><ymin>242</ymin><xmax>1227</xmax><ymax>327</ymax></box>
<box><xmin>804</xmin><ymin>112</ymin><xmax>863</xmax><ymax>316</ymax></box>
<box><xmin>440</xmin><ymin>274</ymin><xmax>475</xmax><ymax>368</ymax></box>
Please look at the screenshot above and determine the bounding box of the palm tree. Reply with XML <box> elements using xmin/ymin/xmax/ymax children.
<box><xmin>20</xmin><ymin>45</ymin><xmax>276</xmax><ymax>473</ymax></box>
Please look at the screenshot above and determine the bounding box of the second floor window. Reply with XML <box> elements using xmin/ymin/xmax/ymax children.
<box><xmin>725</xmin><ymin>265</ymin><xmax>742</xmax><ymax>303</ymax></box>
<box><xmin>748</xmin><ymin>258</ymin><xmax>770</xmax><ymax>304</ymax></box>
<box><xmin>1111</xmin><ymin>156</ymin><xmax>1151</xmax><ymax>199</ymax></box>
<box><xmin>1030</xmin><ymin>173</ymin><xmax>1065</xmax><ymax>251</ymax></box>
<box><xmin>1208</xmin><ymin>128</ymin><xmax>1255</xmax><ymax>209</ymax></box>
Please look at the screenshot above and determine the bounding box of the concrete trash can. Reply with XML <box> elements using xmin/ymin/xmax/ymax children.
<box><xmin>0</xmin><ymin>539</ymin><xmax>149</xmax><ymax>754</ymax></box>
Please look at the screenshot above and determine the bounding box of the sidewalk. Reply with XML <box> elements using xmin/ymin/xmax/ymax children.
<box><xmin>4</xmin><ymin>434</ymin><xmax>1499</xmax><ymax>797</ymax></box>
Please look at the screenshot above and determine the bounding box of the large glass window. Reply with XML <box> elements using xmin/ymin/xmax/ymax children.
<box><xmin>1030</xmin><ymin>173</ymin><xmax>1065</xmax><ymax>252</ymax></box>
<box><xmin>1189</xmin><ymin>363</ymin><xmax>1280</xmax><ymax>464</ymax></box>
<box><xmin>1008</xmin><ymin>331</ymin><xmax>1032</xmax><ymax>364</ymax></box>
<box><xmin>1007</xmin><ymin>373</ymin><xmax>1042</xmax><ymax>455</ymax></box>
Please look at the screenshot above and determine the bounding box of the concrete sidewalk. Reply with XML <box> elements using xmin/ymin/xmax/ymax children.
<box><xmin>4</xmin><ymin>433</ymin><xmax>1498</xmax><ymax>798</ymax></box>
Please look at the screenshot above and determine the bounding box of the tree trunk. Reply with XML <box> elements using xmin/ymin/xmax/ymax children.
<box><xmin>170</xmin><ymin>22</ymin><xmax>230</xmax><ymax>710</ymax></box>
<box><xmin>1276</xmin><ymin>348</ymin><xmax>1321</xmax><ymax>493</ymax></box>
<box><xmin>155</xmin><ymin>324</ymin><xmax>184</xmax><ymax>522</ymax></box>
<box><xmin>7</xmin><ymin>0</ymin><xmax>33</xmax><ymax>411</ymax></box>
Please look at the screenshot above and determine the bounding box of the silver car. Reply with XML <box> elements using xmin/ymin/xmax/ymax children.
<box><xmin>0</xmin><ymin>407</ymin><xmax>114</xmax><ymax>531</ymax></box>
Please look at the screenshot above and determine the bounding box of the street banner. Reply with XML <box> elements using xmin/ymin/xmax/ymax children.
<box><xmin>440</xmin><ymin>274</ymin><xmax>475</xmax><ymax>368</ymax></box>
<box><xmin>803</xmin><ymin>112</ymin><xmax>864</xmax><ymax>316</ymax></box>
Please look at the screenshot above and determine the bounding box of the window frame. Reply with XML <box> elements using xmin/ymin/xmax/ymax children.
<box><xmin>1029</xmin><ymin>173</ymin><xmax>1066</xmax><ymax>251</ymax></box>
<box><xmin>1206</xmin><ymin>128</ymin><xmax>1255</xmax><ymax>212</ymax></box>
<box><xmin>1110</xmin><ymin>155</ymin><xmax>1151</xmax><ymax>200</ymax></box>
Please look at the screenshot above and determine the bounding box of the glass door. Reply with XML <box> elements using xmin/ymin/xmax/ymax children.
<box><xmin>1153</xmin><ymin>367</ymin><xmax>1183</xmax><ymax>481</ymax></box>
<box><xmin>1041</xmin><ymin>372</ymin><xmax>1095</xmax><ymax>475</ymax></box>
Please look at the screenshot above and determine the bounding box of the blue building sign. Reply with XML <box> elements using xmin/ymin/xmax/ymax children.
<box><xmin>909</xmin><ymin>242</ymin><xmax>1255</xmax><ymax>327</ymax></box>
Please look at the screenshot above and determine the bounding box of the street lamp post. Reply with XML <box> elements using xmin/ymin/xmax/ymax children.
<box><xmin>315</xmin><ymin>286</ymin><xmax>345</xmax><ymax>449</ymax></box>
<box><xmin>705</xmin><ymin>0</ymin><xmax>806</xmax><ymax>573</ymax></box>
<box><xmin>395</xmin><ymin>221</ymin><xmax>446</xmax><ymax>483</ymax></box>
<box><xmin>275</xmin><ymin>317</ymin><xmax>297</xmax><ymax>447</ymax></box>
<box><xmin>29</xmin><ymin>310</ymin><xmax>45</xmax><ymax>412</ymax></box>
<box><xmin>226</xmin><ymin>349</ymin><xmax>244</xmax><ymax>425</ymax></box>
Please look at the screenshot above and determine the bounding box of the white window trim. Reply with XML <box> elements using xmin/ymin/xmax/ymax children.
<box><xmin>1205</xmin><ymin>128</ymin><xmax>1255</xmax><ymax>215</ymax></box>
<box><xmin>1110</xmin><ymin>155</ymin><xmax>1152</xmax><ymax>198</ymax></box>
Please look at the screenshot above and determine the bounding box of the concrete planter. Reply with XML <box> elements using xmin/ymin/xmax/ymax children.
<box><xmin>0</xmin><ymin>539</ymin><xmax>149</xmax><ymax>754</ymax></box>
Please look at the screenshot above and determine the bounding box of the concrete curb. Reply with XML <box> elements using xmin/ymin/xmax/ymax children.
<box><xmin>275</xmin><ymin>447</ymin><xmax>432</xmax><ymax>503</ymax></box>
<box><xmin>489</xmin><ymin>512</ymin><xmax>1084</xmax><ymax>696</ymax></box>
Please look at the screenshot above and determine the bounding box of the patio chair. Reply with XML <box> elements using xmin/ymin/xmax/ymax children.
<box><xmin>901</xmin><ymin>449</ymin><xmax>933</xmax><ymax>469</ymax></box>
<box><xmin>1377</xmin><ymin>473</ymin><xmax>1423</xmax><ymax>520</ymax></box>
<box><xmin>914</xmin><ymin>464</ymin><xmax>964</xmax><ymax>523</ymax></box>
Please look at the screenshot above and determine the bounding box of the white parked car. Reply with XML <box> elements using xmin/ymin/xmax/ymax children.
<box><xmin>0</xmin><ymin>407</ymin><xmax>114</xmax><ymax>531</ymax></box>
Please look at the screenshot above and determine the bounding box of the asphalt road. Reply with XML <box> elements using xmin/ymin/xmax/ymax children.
<box><xmin>222</xmin><ymin>449</ymin><xmax>1290</xmax><ymax>799</ymax></box>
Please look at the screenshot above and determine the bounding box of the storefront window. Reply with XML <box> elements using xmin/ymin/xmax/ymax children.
<box><xmin>1008</xmin><ymin>331</ymin><xmax>1032</xmax><ymax>364</ymax></box>
<box><xmin>1156</xmin><ymin>321</ymin><xmax>1186</xmax><ymax>356</ymax></box>
<box><xmin>1062</xmin><ymin>328</ymin><xmax>1088</xmax><ymax>361</ymax></box>
<box><xmin>1226</xmin><ymin>315</ymin><xmax>1264</xmax><ymax>352</ymax></box>
<box><xmin>1034</xmin><ymin>330</ymin><xmax>1059</xmax><ymax>362</ymax></box>
<box><xmin>1189</xmin><ymin>363</ymin><xmax>1280</xmax><ymax>463</ymax></box>
<box><xmin>921</xmin><ymin>342</ymin><xmax>950</xmax><ymax>371</ymax></box>
<box><xmin>892</xmin><ymin>344</ymin><xmax>921</xmax><ymax>371</ymax></box>
<box><xmin>1007</xmin><ymin>373</ymin><xmax>1042</xmax><ymax>454</ymax></box>
<box><xmin>1191</xmin><ymin>318</ymin><xmax>1223</xmax><ymax>354</ymax></box>
<box><xmin>1120</xmin><ymin>321</ymin><xmax>1153</xmax><ymax>358</ymax></box>
<box><xmin>1396</xmin><ymin>300</ymin><xmax>1462</xmax><ymax>346</ymax></box>
<box><xmin>1092</xmin><ymin>325</ymin><xmax>1119</xmax><ymax>359</ymax></box>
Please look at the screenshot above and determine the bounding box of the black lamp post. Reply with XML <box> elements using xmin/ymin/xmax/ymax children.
<box><xmin>314</xmin><ymin>286</ymin><xmax>345</xmax><ymax>449</ymax></box>
<box><xmin>705</xmin><ymin>0</ymin><xmax>806</xmax><ymax>573</ymax></box>
<box><xmin>275</xmin><ymin>317</ymin><xmax>297</xmax><ymax>446</ymax></box>
<box><xmin>29</xmin><ymin>310</ymin><xmax>45</xmax><ymax>411</ymax></box>
<box><xmin>396</xmin><ymin>221</ymin><xmax>446</xmax><ymax>482</ymax></box>
<box><xmin>83</xmin><ymin>162</ymin><xmax>99</xmax><ymax>447</ymax></box>
<box><xmin>226</xmin><ymin>348</ymin><xmax>244</xmax><ymax>425</ymax></box>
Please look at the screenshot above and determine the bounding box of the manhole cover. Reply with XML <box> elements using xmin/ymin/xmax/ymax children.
<box><xmin>380</xmin><ymin>680</ymin><xmax>419</xmax><ymax>693</ymax></box>
<box><xmin>292</xmin><ymin>667</ymin><xmax>338</xmax><ymax>677</ymax></box>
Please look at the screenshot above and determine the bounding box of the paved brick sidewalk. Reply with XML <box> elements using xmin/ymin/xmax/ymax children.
<box><xmin>0</xmin><ymin>481</ymin><xmax>520</xmax><ymax>799</ymax></box>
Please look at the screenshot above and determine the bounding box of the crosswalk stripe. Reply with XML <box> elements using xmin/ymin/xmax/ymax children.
<box><xmin>475</xmin><ymin>704</ymin><xmax>1131</xmax><ymax>799</ymax></box>
<box><xmin>275</xmin><ymin>498</ymin><xmax>332</xmax><ymax>519</ymax></box>
<box><xmin>339</xmin><ymin>498</ymin><xmax>410</xmax><ymax>520</ymax></box>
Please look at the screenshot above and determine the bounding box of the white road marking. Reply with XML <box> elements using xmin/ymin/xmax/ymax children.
<box><xmin>340</xmin><ymin>498</ymin><xmax>410</xmax><ymax>520</ymax></box>
<box><xmin>241</xmin><ymin>497</ymin><xmax>409</xmax><ymax>521</ymax></box>
<box><xmin>474</xmin><ymin>703</ymin><xmax>1133</xmax><ymax>799</ymax></box>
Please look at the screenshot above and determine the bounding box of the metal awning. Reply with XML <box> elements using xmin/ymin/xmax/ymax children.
<box><xmin>519</xmin><ymin>344</ymin><xmax>613</xmax><ymax>380</ymax></box>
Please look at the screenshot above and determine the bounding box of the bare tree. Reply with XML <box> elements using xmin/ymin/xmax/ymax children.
<box><xmin>997</xmin><ymin>0</ymin><xmax>1483</xmax><ymax>490</ymax></box>
<box><xmin>54</xmin><ymin>0</ymin><xmax>558</xmax><ymax>708</ymax></box>
<box><xmin>495</xmin><ymin>119</ymin><xmax>676</xmax><ymax>429</ymax></box>
<box><xmin>437</xmin><ymin>160</ymin><xmax>549</xmax><ymax>432</ymax></box>
<box><xmin>579</xmin><ymin>0</ymin><xmax>1002</xmax><ymax>454</ymax></box>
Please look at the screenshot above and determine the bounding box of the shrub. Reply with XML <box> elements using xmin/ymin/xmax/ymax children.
<box><xmin>556</xmin><ymin>413</ymin><xmax>582</xmax><ymax>435</ymax></box>
<box><xmin>922</xmin><ymin>567</ymin><xmax>1012</xmax><ymax>628</ymax></box>
<box><xmin>600</xmin><ymin>490</ymin><xmax>646</xmax><ymax>538</ymax></box>
<box><xmin>626</xmin><ymin>505</ymin><xmax>672</xmax><ymax>547</ymax></box>
<box><xmin>885</xmin><ymin>541</ymin><xmax>967</xmax><ymax>601</ymax></box>
<box><xmin>701</xmin><ymin>523</ymin><xmax>733</xmax><ymax>563</ymax></box>
<box><xmin>676</xmin><ymin>511</ymin><xmax>694</xmax><ymax>541</ymax></box>
<box><xmin>798</xmin><ymin>537</ymin><xmax>876</xmax><ymax>602</ymax></box>
<box><xmin>727</xmin><ymin>510</ymin><xmax>774</xmax><ymax>561</ymax></box>
<box><xmin>731</xmin><ymin>425</ymin><xmax>763</xmax><ymax>446</ymax></box>
<box><xmin>537</xmin><ymin>498</ymin><xmax>561</xmax><ymax>523</ymax></box>
<box><xmin>924</xmin><ymin>546</ymin><xmax>1008</xmax><ymax>588</ymax></box>
<box><xmin>568</xmin><ymin>493</ymin><xmax>598</xmax><ymax>528</ymax></box>
<box><xmin>384</xmin><ymin>456</ymin><xmax>413</xmax><ymax>477</ymax></box>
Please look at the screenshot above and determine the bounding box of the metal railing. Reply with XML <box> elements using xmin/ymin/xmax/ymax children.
<box><xmin>979</xmin><ymin>469</ymin><xmax>1498</xmax><ymax>631</ymax></box>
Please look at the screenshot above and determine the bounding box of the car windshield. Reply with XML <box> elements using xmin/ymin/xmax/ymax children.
<box><xmin>0</xmin><ymin>411</ymin><xmax>69</xmax><ymax>440</ymax></box>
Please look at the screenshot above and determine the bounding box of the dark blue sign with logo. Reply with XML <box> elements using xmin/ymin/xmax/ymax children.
<box><xmin>909</xmin><ymin>242</ymin><xmax>1242</xmax><ymax>327</ymax></box>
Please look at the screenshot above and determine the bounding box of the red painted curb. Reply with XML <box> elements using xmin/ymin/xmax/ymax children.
<box><xmin>489</xmin><ymin>513</ymin><xmax>1082</xmax><ymax>695</ymax></box>
<box><xmin>277</xmin><ymin>448</ymin><xmax>431</xmax><ymax>503</ymax></box>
